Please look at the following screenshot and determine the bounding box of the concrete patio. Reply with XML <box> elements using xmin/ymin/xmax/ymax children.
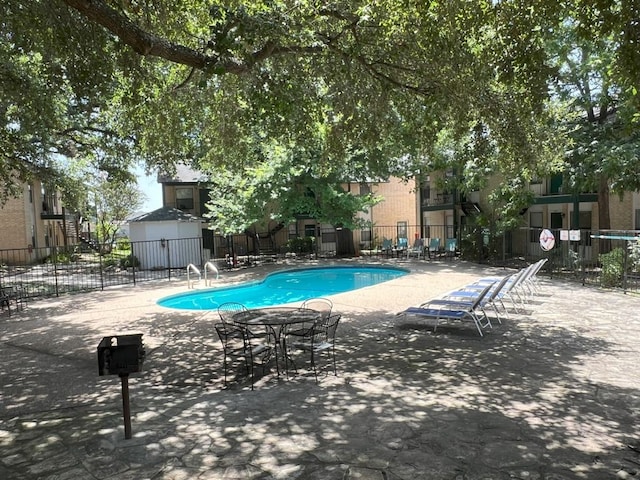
<box><xmin>1</xmin><ymin>258</ymin><xmax>639</xmax><ymax>479</ymax></box>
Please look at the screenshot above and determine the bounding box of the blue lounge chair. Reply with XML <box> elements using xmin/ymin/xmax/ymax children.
<box><xmin>432</xmin><ymin>274</ymin><xmax>514</xmax><ymax>323</ymax></box>
<box><xmin>427</xmin><ymin>238</ymin><xmax>441</xmax><ymax>259</ymax></box>
<box><xmin>399</xmin><ymin>281</ymin><xmax>496</xmax><ymax>336</ymax></box>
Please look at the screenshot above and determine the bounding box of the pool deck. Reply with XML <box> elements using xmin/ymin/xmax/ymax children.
<box><xmin>1</xmin><ymin>257</ymin><xmax>640</xmax><ymax>479</ymax></box>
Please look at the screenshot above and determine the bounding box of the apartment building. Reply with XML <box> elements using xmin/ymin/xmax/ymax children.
<box><xmin>158</xmin><ymin>165</ymin><xmax>419</xmax><ymax>256</ymax></box>
<box><xmin>419</xmin><ymin>170</ymin><xmax>639</xmax><ymax>259</ymax></box>
<box><xmin>0</xmin><ymin>180</ymin><xmax>77</xmax><ymax>263</ymax></box>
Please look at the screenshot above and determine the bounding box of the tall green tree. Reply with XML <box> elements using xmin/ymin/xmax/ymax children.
<box><xmin>3</xmin><ymin>1</ymin><xmax>638</xmax><ymax>227</ymax></box>
<box><xmin>94</xmin><ymin>178</ymin><xmax>145</xmax><ymax>247</ymax></box>
<box><xmin>548</xmin><ymin>20</ymin><xmax>640</xmax><ymax>230</ymax></box>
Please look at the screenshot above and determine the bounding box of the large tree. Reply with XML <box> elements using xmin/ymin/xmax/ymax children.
<box><xmin>3</xmin><ymin>1</ymin><xmax>638</xmax><ymax>227</ymax></box>
<box><xmin>548</xmin><ymin>19</ymin><xmax>640</xmax><ymax>230</ymax></box>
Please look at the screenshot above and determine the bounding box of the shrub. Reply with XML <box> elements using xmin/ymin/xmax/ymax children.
<box><xmin>629</xmin><ymin>239</ymin><xmax>640</xmax><ymax>272</ymax></box>
<box><xmin>599</xmin><ymin>247</ymin><xmax>625</xmax><ymax>287</ymax></box>
<box><xmin>116</xmin><ymin>237</ymin><xmax>131</xmax><ymax>250</ymax></box>
<box><xmin>286</xmin><ymin>237</ymin><xmax>314</xmax><ymax>253</ymax></box>
<box><xmin>120</xmin><ymin>254</ymin><xmax>140</xmax><ymax>269</ymax></box>
<box><xmin>102</xmin><ymin>257</ymin><xmax>119</xmax><ymax>268</ymax></box>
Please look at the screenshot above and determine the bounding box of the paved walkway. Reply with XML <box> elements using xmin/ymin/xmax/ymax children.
<box><xmin>1</xmin><ymin>258</ymin><xmax>640</xmax><ymax>479</ymax></box>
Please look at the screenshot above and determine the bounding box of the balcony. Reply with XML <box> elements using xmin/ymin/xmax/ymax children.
<box><xmin>421</xmin><ymin>193</ymin><xmax>454</xmax><ymax>211</ymax></box>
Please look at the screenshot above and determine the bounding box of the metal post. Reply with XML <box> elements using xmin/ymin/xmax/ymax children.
<box><xmin>120</xmin><ymin>373</ymin><xmax>132</xmax><ymax>439</ymax></box>
<box><xmin>53</xmin><ymin>246</ymin><xmax>60</xmax><ymax>297</ymax></box>
<box><xmin>166</xmin><ymin>239</ymin><xmax>171</xmax><ymax>280</ymax></box>
<box><xmin>99</xmin><ymin>244</ymin><xmax>104</xmax><ymax>291</ymax></box>
<box><xmin>623</xmin><ymin>240</ymin><xmax>629</xmax><ymax>294</ymax></box>
<box><xmin>131</xmin><ymin>241</ymin><xmax>136</xmax><ymax>285</ymax></box>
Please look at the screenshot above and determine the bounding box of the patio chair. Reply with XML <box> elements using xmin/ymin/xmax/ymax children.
<box><xmin>1</xmin><ymin>286</ymin><xmax>26</xmax><ymax>316</ymax></box>
<box><xmin>381</xmin><ymin>238</ymin><xmax>393</xmax><ymax>257</ymax></box>
<box><xmin>285</xmin><ymin>313</ymin><xmax>341</xmax><ymax>382</ymax></box>
<box><xmin>427</xmin><ymin>238</ymin><xmax>441</xmax><ymax>259</ymax></box>
<box><xmin>396</xmin><ymin>237</ymin><xmax>409</xmax><ymax>256</ymax></box>
<box><xmin>217</xmin><ymin>302</ymin><xmax>248</xmax><ymax>323</ymax></box>
<box><xmin>214</xmin><ymin>321</ymin><xmax>249</xmax><ymax>387</ymax></box>
<box><xmin>301</xmin><ymin>297</ymin><xmax>333</xmax><ymax>320</ymax></box>
<box><xmin>444</xmin><ymin>238</ymin><xmax>457</xmax><ymax>260</ymax></box>
<box><xmin>218</xmin><ymin>301</ymin><xmax>274</xmax><ymax>349</ymax></box>
<box><xmin>399</xmin><ymin>281</ymin><xmax>496</xmax><ymax>336</ymax></box>
<box><xmin>406</xmin><ymin>238</ymin><xmax>425</xmax><ymax>260</ymax></box>
<box><xmin>214</xmin><ymin>322</ymin><xmax>273</xmax><ymax>390</ymax></box>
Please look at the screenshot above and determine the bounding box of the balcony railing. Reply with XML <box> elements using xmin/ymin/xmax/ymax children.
<box><xmin>422</xmin><ymin>193</ymin><xmax>454</xmax><ymax>207</ymax></box>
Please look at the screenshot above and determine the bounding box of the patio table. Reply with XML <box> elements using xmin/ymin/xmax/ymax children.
<box><xmin>232</xmin><ymin>307</ymin><xmax>322</xmax><ymax>377</ymax></box>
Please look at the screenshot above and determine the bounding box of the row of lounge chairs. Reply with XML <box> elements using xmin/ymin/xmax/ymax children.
<box><xmin>398</xmin><ymin>259</ymin><xmax>548</xmax><ymax>337</ymax></box>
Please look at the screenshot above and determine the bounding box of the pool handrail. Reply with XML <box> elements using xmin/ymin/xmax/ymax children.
<box><xmin>204</xmin><ymin>261</ymin><xmax>219</xmax><ymax>286</ymax></box>
<box><xmin>187</xmin><ymin>264</ymin><xmax>201</xmax><ymax>289</ymax></box>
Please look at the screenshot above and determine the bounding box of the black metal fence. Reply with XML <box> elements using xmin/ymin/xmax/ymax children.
<box><xmin>1</xmin><ymin>226</ymin><xmax>639</xmax><ymax>303</ymax></box>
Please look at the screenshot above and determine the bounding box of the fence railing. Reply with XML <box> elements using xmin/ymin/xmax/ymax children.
<box><xmin>1</xmin><ymin>227</ymin><xmax>639</xmax><ymax>302</ymax></box>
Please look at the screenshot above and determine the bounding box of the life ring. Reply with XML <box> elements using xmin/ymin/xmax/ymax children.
<box><xmin>539</xmin><ymin>229</ymin><xmax>555</xmax><ymax>251</ymax></box>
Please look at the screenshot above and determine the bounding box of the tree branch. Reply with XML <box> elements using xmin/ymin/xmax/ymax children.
<box><xmin>62</xmin><ymin>0</ymin><xmax>251</xmax><ymax>74</ymax></box>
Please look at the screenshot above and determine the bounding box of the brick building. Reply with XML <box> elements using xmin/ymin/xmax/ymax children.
<box><xmin>157</xmin><ymin>165</ymin><xmax>419</xmax><ymax>256</ymax></box>
<box><xmin>0</xmin><ymin>180</ymin><xmax>77</xmax><ymax>264</ymax></box>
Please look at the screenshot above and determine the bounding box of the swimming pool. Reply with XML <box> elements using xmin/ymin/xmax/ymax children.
<box><xmin>157</xmin><ymin>265</ymin><xmax>408</xmax><ymax>310</ymax></box>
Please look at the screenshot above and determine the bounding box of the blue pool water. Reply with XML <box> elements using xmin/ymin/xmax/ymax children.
<box><xmin>157</xmin><ymin>265</ymin><xmax>408</xmax><ymax>310</ymax></box>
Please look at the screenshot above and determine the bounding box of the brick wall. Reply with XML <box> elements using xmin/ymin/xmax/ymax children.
<box><xmin>370</xmin><ymin>178</ymin><xmax>418</xmax><ymax>227</ymax></box>
<box><xmin>608</xmin><ymin>193</ymin><xmax>633</xmax><ymax>230</ymax></box>
<box><xmin>0</xmin><ymin>183</ymin><xmax>30</xmax><ymax>250</ymax></box>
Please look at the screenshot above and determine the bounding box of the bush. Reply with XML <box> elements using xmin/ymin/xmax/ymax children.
<box><xmin>116</xmin><ymin>237</ymin><xmax>131</xmax><ymax>250</ymax></box>
<box><xmin>599</xmin><ymin>247</ymin><xmax>625</xmax><ymax>287</ymax></box>
<box><xmin>120</xmin><ymin>254</ymin><xmax>140</xmax><ymax>269</ymax></box>
<box><xmin>629</xmin><ymin>239</ymin><xmax>640</xmax><ymax>272</ymax></box>
<box><xmin>286</xmin><ymin>237</ymin><xmax>314</xmax><ymax>253</ymax></box>
<box><xmin>45</xmin><ymin>250</ymin><xmax>78</xmax><ymax>264</ymax></box>
<box><xmin>102</xmin><ymin>257</ymin><xmax>119</xmax><ymax>268</ymax></box>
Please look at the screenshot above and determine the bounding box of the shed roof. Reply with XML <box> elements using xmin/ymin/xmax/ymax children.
<box><xmin>129</xmin><ymin>206</ymin><xmax>203</xmax><ymax>223</ymax></box>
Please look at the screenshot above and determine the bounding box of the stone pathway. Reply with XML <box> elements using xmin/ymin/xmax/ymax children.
<box><xmin>1</xmin><ymin>259</ymin><xmax>640</xmax><ymax>479</ymax></box>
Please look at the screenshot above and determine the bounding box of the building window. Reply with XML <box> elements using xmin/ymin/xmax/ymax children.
<box><xmin>304</xmin><ymin>224</ymin><xmax>316</xmax><ymax>238</ymax></box>
<box><xmin>421</xmin><ymin>183</ymin><xmax>431</xmax><ymax>205</ymax></box>
<box><xmin>28</xmin><ymin>185</ymin><xmax>33</xmax><ymax>203</ymax></box>
<box><xmin>359</xmin><ymin>184</ymin><xmax>371</xmax><ymax>196</ymax></box>
<box><xmin>360</xmin><ymin>229</ymin><xmax>372</xmax><ymax>242</ymax></box>
<box><xmin>397</xmin><ymin>221</ymin><xmax>408</xmax><ymax>240</ymax></box>
<box><xmin>635</xmin><ymin>209</ymin><xmax>640</xmax><ymax>230</ymax></box>
<box><xmin>175</xmin><ymin>188</ymin><xmax>194</xmax><ymax>210</ymax></box>
<box><xmin>288</xmin><ymin>223</ymin><xmax>298</xmax><ymax>239</ymax></box>
<box><xmin>323</xmin><ymin>228</ymin><xmax>336</xmax><ymax>243</ymax></box>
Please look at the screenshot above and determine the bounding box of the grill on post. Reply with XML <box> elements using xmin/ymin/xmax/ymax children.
<box><xmin>97</xmin><ymin>334</ymin><xmax>145</xmax><ymax>439</ymax></box>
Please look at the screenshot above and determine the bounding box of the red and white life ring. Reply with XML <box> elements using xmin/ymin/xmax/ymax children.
<box><xmin>539</xmin><ymin>229</ymin><xmax>555</xmax><ymax>251</ymax></box>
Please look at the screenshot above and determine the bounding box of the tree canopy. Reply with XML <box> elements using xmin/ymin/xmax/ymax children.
<box><xmin>2</xmin><ymin>1</ymin><xmax>639</xmax><ymax>229</ymax></box>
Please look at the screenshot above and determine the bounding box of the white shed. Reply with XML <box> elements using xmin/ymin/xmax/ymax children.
<box><xmin>128</xmin><ymin>207</ymin><xmax>205</xmax><ymax>270</ymax></box>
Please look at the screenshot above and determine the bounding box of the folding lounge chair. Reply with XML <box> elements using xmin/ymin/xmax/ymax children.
<box><xmin>456</xmin><ymin>269</ymin><xmax>527</xmax><ymax>313</ymax></box>
<box><xmin>399</xmin><ymin>281</ymin><xmax>496</xmax><ymax>336</ymax></box>
<box><xmin>433</xmin><ymin>274</ymin><xmax>514</xmax><ymax>323</ymax></box>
